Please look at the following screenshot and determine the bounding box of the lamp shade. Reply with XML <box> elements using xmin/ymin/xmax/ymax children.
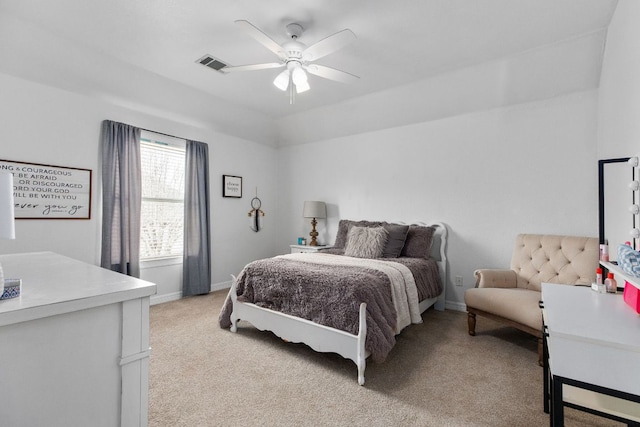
<box><xmin>291</xmin><ymin>66</ymin><xmax>307</xmax><ymax>86</ymax></box>
<box><xmin>273</xmin><ymin>69</ymin><xmax>290</xmax><ymax>91</ymax></box>
<box><xmin>295</xmin><ymin>79</ymin><xmax>310</xmax><ymax>93</ymax></box>
<box><xmin>303</xmin><ymin>201</ymin><xmax>326</xmax><ymax>219</ymax></box>
<box><xmin>0</xmin><ymin>171</ymin><xmax>15</xmax><ymax>240</ymax></box>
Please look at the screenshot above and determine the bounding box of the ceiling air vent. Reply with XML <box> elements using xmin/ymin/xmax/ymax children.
<box><xmin>196</xmin><ymin>55</ymin><xmax>228</xmax><ymax>72</ymax></box>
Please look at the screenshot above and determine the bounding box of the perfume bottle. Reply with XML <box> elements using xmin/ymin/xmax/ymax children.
<box><xmin>600</xmin><ymin>241</ymin><xmax>609</xmax><ymax>262</ymax></box>
<box><xmin>604</xmin><ymin>272</ymin><xmax>617</xmax><ymax>294</ymax></box>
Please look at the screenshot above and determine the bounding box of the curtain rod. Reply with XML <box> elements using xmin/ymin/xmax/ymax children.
<box><xmin>138</xmin><ymin>127</ymin><xmax>190</xmax><ymax>142</ymax></box>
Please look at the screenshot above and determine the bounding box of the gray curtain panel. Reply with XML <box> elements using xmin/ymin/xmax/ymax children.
<box><xmin>183</xmin><ymin>140</ymin><xmax>211</xmax><ymax>296</ymax></box>
<box><xmin>100</xmin><ymin>120</ymin><xmax>142</xmax><ymax>277</ymax></box>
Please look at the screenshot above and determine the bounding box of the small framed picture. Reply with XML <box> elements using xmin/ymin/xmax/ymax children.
<box><xmin>223</xmin><ymin>175</ymin><xmax>242</xmax><ymax>198</ymax></box>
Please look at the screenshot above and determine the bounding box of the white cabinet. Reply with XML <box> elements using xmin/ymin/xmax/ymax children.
<box><xmin>0</xmin><ymin>252</ymin><xmax>156</xmax><ymax>427</ymax></box>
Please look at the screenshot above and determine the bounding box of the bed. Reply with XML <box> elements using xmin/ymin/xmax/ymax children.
<box><xmin>218</xmin><ymin>220</ymin><xmax>448</xmax><ymax>385</ymax></box>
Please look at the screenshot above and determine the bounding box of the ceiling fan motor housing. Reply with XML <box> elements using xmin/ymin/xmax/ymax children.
<box><xmin>282</xmin><ymin>40</ymin><xmax>305</xmax><ymax>61</ymax></box>
<box><xmin>285</xmin><ymin>23</ymin><xmax>304</xmax><ymax>39</ymax></box>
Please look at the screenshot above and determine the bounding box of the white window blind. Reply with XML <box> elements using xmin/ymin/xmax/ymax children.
<box><xmin>140</xmin><ymin>138</ymin><xmax>185</xmax><ymax>260</ymax></box>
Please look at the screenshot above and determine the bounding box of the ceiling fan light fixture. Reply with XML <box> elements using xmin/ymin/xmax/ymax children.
<box><xmin>295</xmin><ymin>79</ymin><xmax>310</xmax><ymax>93</ymax></box>
<box><xmin>273</xmin><ymin>70</ymin><xmax>290</xmax><ymax>91</ymax></box>
<box><xmin>291</xmin><ymin>66</ymin><xmax>307</xmax><ymax>85</ymax></box>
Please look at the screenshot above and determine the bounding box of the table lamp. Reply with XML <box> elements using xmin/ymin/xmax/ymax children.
<box><xmin>303</xmin><ymin>201</ymin><xmax>326</xmax><ymax>247</ymax></box>
<box><xmin>0</xmin><ymin>171</ymin><xmax>16</xmax><ymax>296</ymax></box>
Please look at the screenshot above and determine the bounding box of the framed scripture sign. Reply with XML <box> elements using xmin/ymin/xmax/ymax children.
<box><xmin>223</xmin><ymin>175</ymin><xmax>242</xmax><ymax>198</ymax></box>
<box><xmin>0</xmin><ymin>159</ymin><xmax>92</xmax><ymax>219</ymax></box>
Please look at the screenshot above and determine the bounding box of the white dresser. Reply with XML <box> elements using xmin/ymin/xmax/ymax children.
<box><xmin>0</xmin><ymin>252</ymin><xmax>156</xmax><ymax>427</ymax></box>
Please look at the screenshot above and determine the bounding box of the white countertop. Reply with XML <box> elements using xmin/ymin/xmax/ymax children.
<box><xmin>542</xmin><ymin>283</ymin><xmax>640</xmax><ymax>352</ymax></box>
<box><xmin>0</xmin><ymin>251</ymin><xmax>156</xmax><ymax>326</ymax></box>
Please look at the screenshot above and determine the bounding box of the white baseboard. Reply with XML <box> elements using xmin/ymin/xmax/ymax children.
<box><xmin>211</xmin><ymin>280</ymin><xmax>232</xmax><ymax>292</ymax></box>
<box><xmin>151</xmin><ymin>291</ymin><xmax>182</xmax><ymax>306</ymax></box>
<box><xmin>445</xmin><ymin>300</ymin><xmax>467</xmax><ymax>312</ymax></box>
<box><xmin>150</xmin><ymin>280</ymin><xmax>232</xmax><ymax>306</ymax></box>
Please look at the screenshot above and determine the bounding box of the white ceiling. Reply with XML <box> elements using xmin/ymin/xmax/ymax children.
<box><xmin>0</xmin><ymin>0</ymin><xmax>618</xmax><ymax>122</ymax></box>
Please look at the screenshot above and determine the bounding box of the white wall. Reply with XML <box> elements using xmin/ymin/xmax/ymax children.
<box><xmin>0</xmin><ymin>72</ymin><xmax>280</xmax><ymax>302</ymax></box>
<box><xmin>598</xmin><ymin>0</ymin><xmax>640</xmax><ymax>158</ymax></box>
<box><xmin>277</xmin><ymin>90</ymin><xmax>598</xmax><ymax>309</ymax></box>
<box><xmin>595</xmin><ymin>0</ymin><xmax>640</xmax><ymax>264</ymax></box>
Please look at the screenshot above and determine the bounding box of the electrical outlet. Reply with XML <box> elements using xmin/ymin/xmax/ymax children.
<box><xmin>455</xmin><ymin>276</ymin><xmax>464</xmax><ymax>287</ymax></box>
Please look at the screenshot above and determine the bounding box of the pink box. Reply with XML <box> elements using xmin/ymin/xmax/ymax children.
<box><xmin>623</xmin><ymin>281</ymin><xmax>640</xmax><ymax>314</ymax></box>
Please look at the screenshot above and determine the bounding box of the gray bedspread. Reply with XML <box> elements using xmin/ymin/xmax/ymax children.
<box><xmin>320</xmin><ymin>248</ymin><xmax>443</xmax><ymax>301</ymax></box>
<box><xmin>218</xmin><ymin>254</ymin><xmax>442</xmax><ymax>363</ymax></box>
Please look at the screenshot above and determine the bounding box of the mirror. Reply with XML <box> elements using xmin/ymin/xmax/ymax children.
<box><xmin>598</xmin><ymin>157</ymin><xmax>637</xmax><ymax>261</ymax></box>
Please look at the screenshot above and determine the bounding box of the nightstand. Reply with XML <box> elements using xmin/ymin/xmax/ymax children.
<box><xmin>289</xmin><ymin>244</ymin><xmax>331</xmax><ymax>254</ymax></box>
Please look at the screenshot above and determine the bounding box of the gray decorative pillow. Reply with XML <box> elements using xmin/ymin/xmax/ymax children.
<box><xmin>333</xmin><ymin>220</ymin><xmax>355</xmax><ymax>249</ymax></box>
<box><xmin>333</xmin><ymin>219</ymin><xmax>386</xmax><ymax>249</ymax></box>
<box><xmin>382</xmin><ymin>223</ymin><xmax>410</xmax><ymax>258</ymax></box>
<box><xmin>344</xmin><ymin>226</ymin><xmax>389</xmax><ymax>258</ymax></box>
<box><xmin>401</xmin><ymin>225</ymin><xmax>435</xmax><ymax>258</ymax></box>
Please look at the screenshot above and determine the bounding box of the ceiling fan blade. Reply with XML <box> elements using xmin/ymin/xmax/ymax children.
<box><xmin>235</xmin><ymin>20</ymin><xmax>285</xmax><ymax>59</ymax></box>
<box><xmin>221</xmin><ymin>62</ymin><xmax>284</xmax><ymax>73</ymax></box>
<box><xmin>303</xmin><ymin>29</ymin><xmax>356</xmax><ymax>61</ymax></box>
<box><xmin>305</xmin><ymin>64</ymin><xmax>359</xmax><ymax>84</ymax></box>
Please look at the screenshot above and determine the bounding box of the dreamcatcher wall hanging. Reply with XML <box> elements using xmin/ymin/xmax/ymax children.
<box><xmin>248</xmin><ymin>189</ymin><xmax>265</xmax><ymax>232</ymax></box>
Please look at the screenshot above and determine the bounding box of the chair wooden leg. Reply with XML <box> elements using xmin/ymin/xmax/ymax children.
<box><xmin>467</xmin><ymin>312</ymin><xmax>476</xmax><ymax>336</ymax></box>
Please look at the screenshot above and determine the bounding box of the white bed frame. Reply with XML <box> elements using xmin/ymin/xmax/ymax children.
<box><xmin>228</xmin><ymin>222</ymin><xmax>448</xmax><ymax>385</ymax></box>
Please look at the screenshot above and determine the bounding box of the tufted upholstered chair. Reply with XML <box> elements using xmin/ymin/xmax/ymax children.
<box><xmin>464</xmin><ymin>234</ymin><xmax>599</xmax><ymax>365</ymax></box>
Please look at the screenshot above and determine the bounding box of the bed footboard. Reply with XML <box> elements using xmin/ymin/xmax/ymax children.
<box><xmin>229</xmin><ymin>275</ymin><xmax>369</xmax><ymax>385</ymax></box>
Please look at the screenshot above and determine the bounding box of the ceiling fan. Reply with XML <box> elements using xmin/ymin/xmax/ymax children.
<box><xmin>222</xmin><ymin>20</ymin><xmax>359</xmax><ymax>103</ymax></box>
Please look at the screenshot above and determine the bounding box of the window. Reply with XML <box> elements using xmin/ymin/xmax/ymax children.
<box><xmin>139</xmin><ymin>132</ymin><xmax>186</xmax><ymax>260</ymax></box>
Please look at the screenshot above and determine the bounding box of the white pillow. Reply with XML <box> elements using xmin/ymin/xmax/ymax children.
<box><xmin>344</xmin><ymin>226</ymin><xmax>389</xmax><ymax>258</ymax></box>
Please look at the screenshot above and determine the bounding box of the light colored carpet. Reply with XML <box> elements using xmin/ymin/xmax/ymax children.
<box><xmin>149</xmin><ymin>290</ymin><xmax>621</xmax><ymax>427</ymax></box>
